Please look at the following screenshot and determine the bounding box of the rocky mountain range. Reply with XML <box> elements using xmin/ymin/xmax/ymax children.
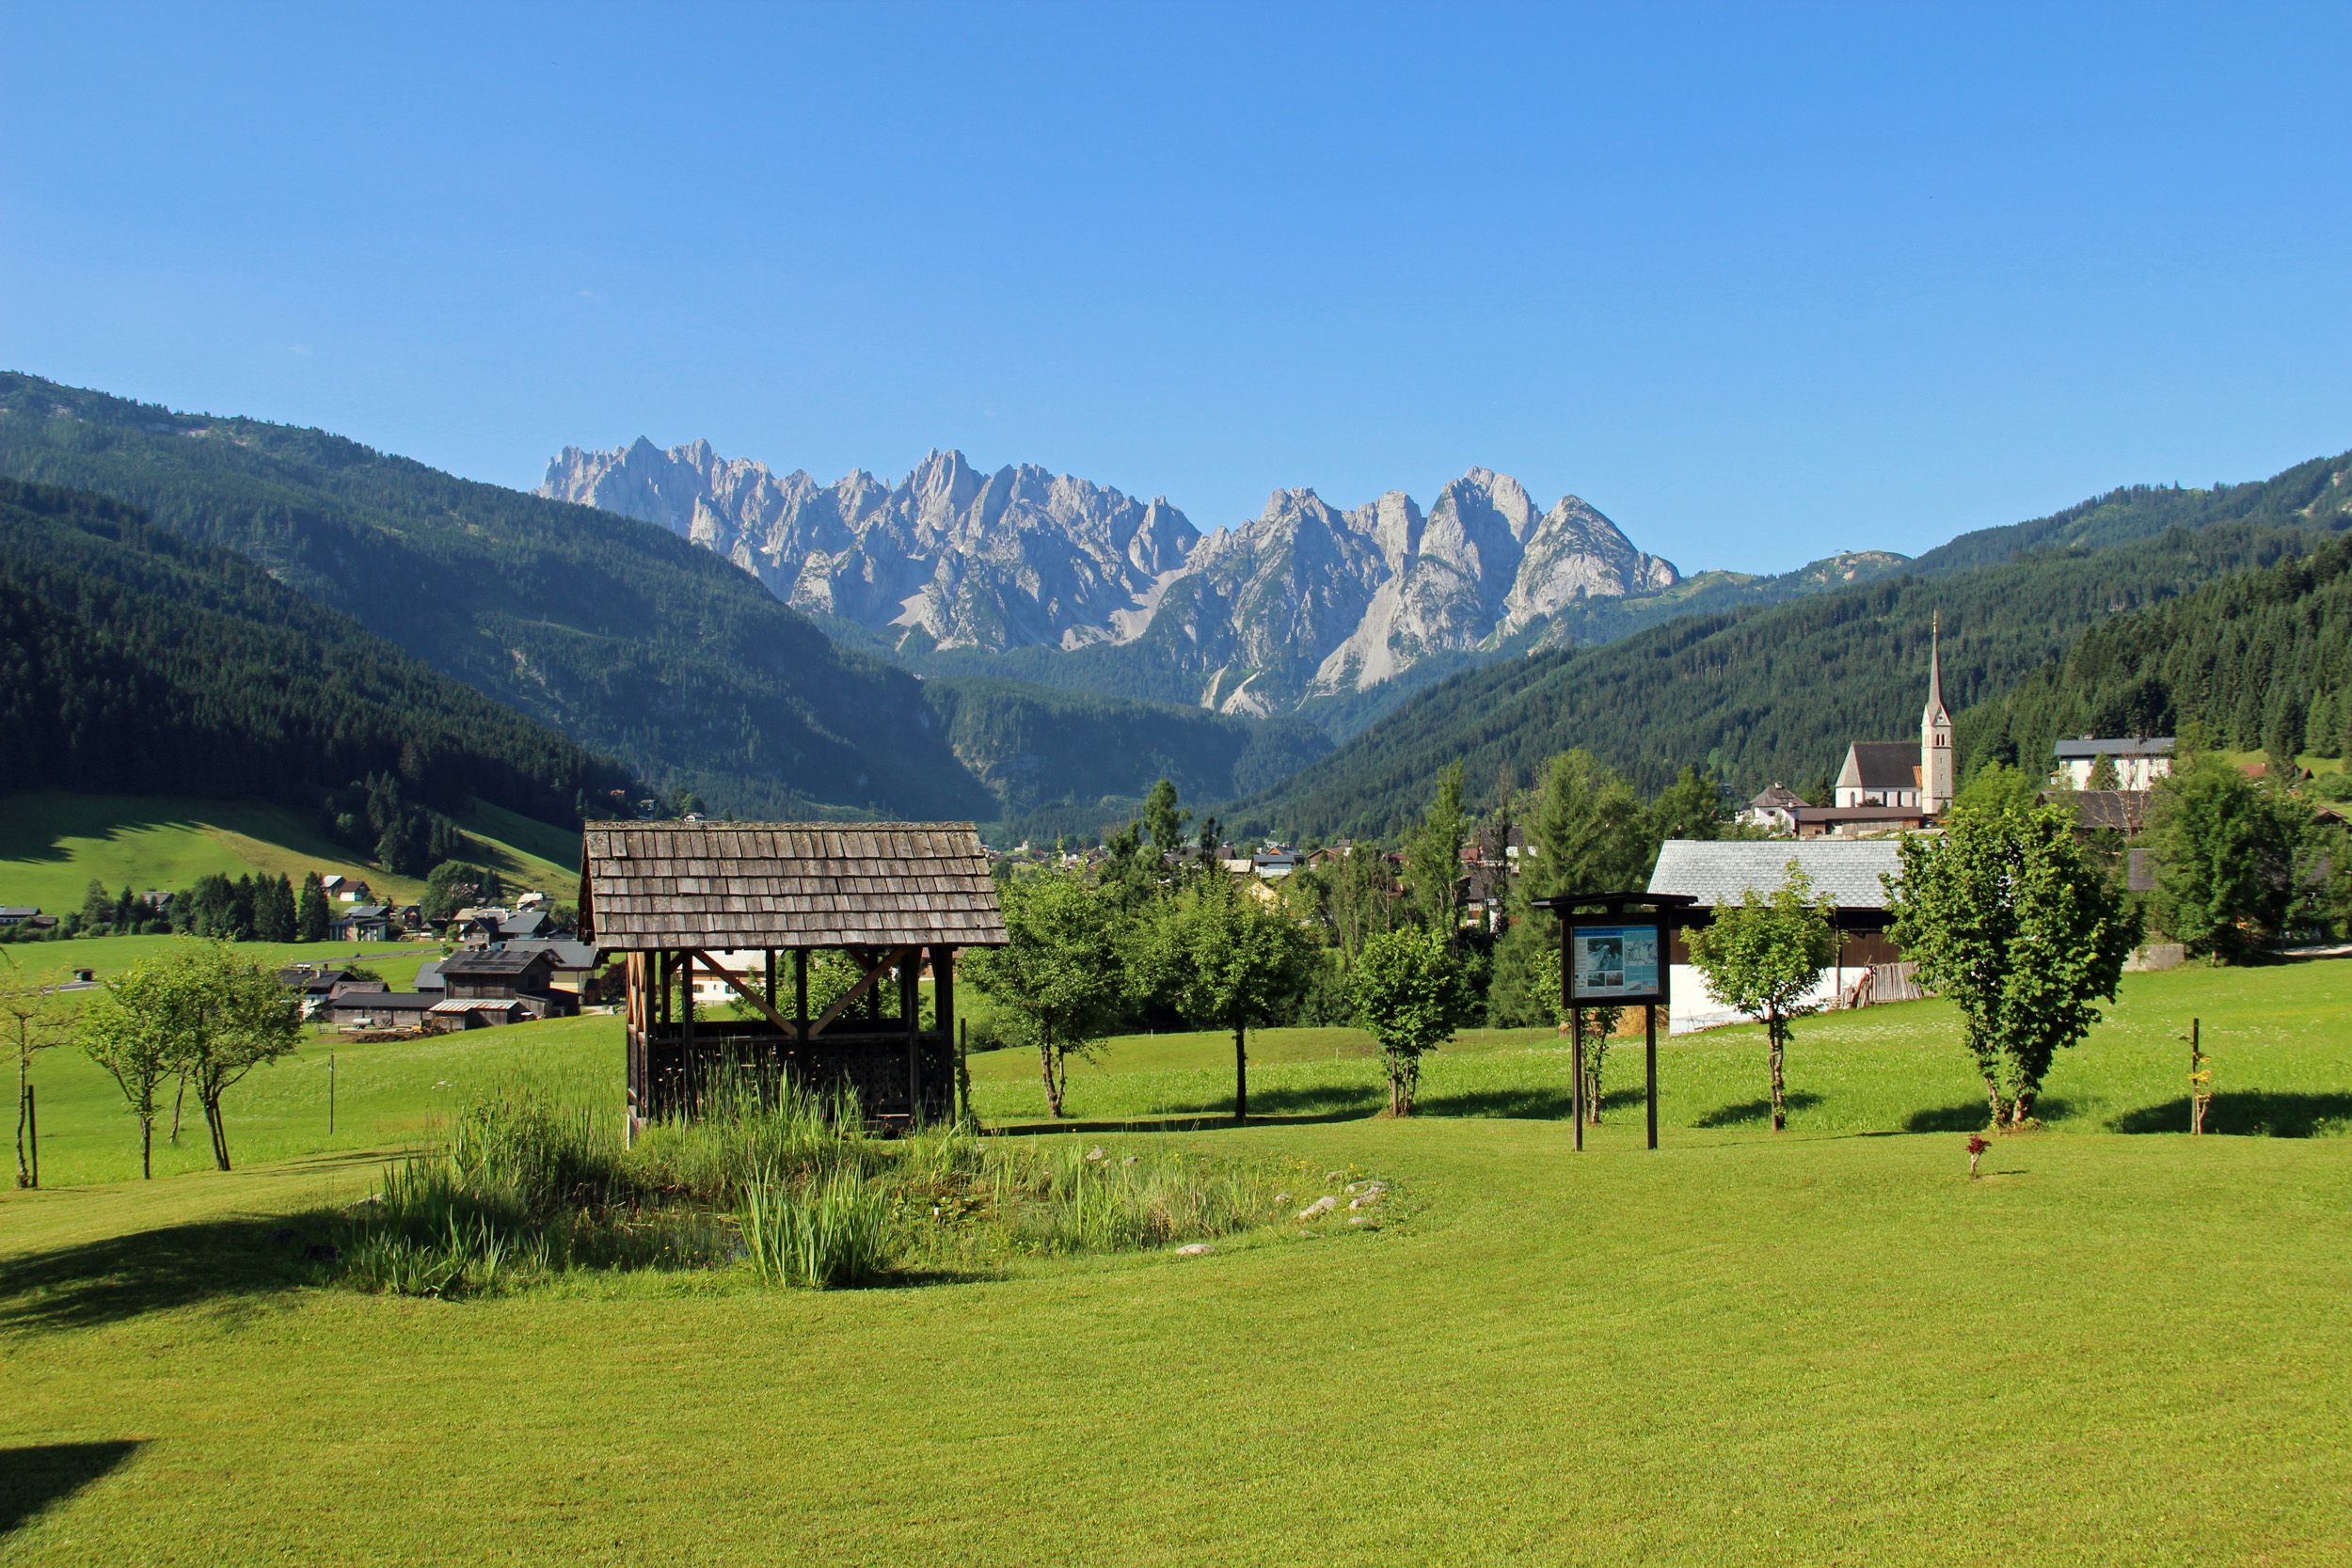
<box><xmin>541</xmin><ymin>440</ymin><xmax>1682</xmax><ymax>721</ymax></box>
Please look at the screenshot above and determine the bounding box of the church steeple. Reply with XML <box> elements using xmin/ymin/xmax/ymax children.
<box><xmin>1922</xmin><ymin>611</ymin><xmax>1955</xmax><ymax>813</ymax></box>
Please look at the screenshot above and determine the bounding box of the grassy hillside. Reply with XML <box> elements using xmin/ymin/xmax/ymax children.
<box><xmin>3</xmin><ymin>958</ymin><xmax>2347</xmax><ymax>1562</ymax></box>
<box><xmin>0</xmin><ymin>791</ymin><xmax>577</xmax><ymax>914</ymax></box>
<box><xmin>0</xmin><ymin>476</ymin><xmax>625</xmax><ymax>844</ymax></box>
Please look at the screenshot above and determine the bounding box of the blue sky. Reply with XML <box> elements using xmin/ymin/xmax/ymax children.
<box><xmin>5</xmin><ymin>3</ymin><xmax>2349</xmax><ymax>574</ymax></box>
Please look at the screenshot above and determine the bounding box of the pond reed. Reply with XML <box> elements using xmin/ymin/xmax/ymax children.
<box><xmin>330</xmin><ymin>1068</ymin><xmax>1359</xmax><ymax>1299</ymax></box>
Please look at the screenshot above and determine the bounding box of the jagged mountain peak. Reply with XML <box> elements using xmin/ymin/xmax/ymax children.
<box><xmin>542</xmin><ymin>439</ymin><xmax>1686</xmax><ymax>717</ymax></box>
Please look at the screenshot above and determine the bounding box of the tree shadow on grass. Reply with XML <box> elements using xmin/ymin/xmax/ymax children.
<box><xmin>988</xmin><ymin>1103</ymin><xmax>1380</xmax><ymax>1137</ymax></box>
<box><xmin>1692</xmin><ymin>1091</ymin><xmax>1824</xmax><ymax>1129</ymax></box>
<box><xmin>1416</xmin><ymin>1085</ymin><xmax>1580</xmax><ymax>1120</ymax></box>
<box><xmin>0</xmin><ymin>1214</ymin><xmax>331</xmax><ymax>1334</ymax></box>
<box><xmin>2111</xmin><ymin>1092</ymin><xmax>2352</xmax><ymax>1137</ymax></box>
<box><xmin>1</xmin><ymin>1440</ymin><xmax>144</xmax><ymax>1537</ymax></box>
<box><xmin>1901</xmin><ymin>1098</ymin><xmax>2075</xmax><ymax>1132</ymax></box>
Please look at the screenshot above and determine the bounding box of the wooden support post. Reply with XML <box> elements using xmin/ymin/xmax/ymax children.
<box><xmin>765</xmin><ymin>950</ymin><xmax>776</xmax><ymax>1013</ymax></box>
<box><xmin>935</xmin><ymin>946</ymin><xmax>957</xmax><ymax>1123</ymax></box>
<box><xmin>903</xmin><ymin>951</ymin><xmax>921</xmax><ymax>1126</ymax></box>
<box><xmin>1570</xmin><ymin>1006</ymin><xmax>1585</xmax><ymax>1152</ymax></box>
<box><xmin>680</xmin><ymin>947</ymin><xmax>695</xmax><ymax>1044</ymax></box>
<box><xmin>1645</xmin><ymin>1004</ymin><xmax>1658</xmax><ymax>1151</ymax></box>
<box><xmin>794</xmin><ymin>949</ymin><xmax>808</xmax><ymax>1040</ymax></box>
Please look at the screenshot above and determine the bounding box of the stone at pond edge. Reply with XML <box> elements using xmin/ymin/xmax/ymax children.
<box><xmin>1297</xmin><ymin>1196</ymin><xmax>1339</xmax><ymax>1218</ymax></box>
<box><xmin>1175</xmin><ymin>1243</ymin><xmax>1216</xmax><ymax>1257</ymax></box>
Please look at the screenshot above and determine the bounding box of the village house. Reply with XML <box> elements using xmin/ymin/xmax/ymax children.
<box><xmin>0</xmin><ymin>906</ymin><xmax>40</xmax><ymax>927</ymax></box>
<box><xmin>328</xmin><ymin>904</ymin><xmax>393</xmax><ymax>942</ymax></box>
<box><xmin>1737</xmin><ymin>784</ymin><xmax>1806</xmax><ymax>834</ymax></box>
<box><xmin>326</xmin><ymin>983</ymin><xmax>440</xmax><ymax>1029</ymax></box>
<box><xmin>1647</xmin><ymin>837</ymin><xmax>1912</xmax><ymax>1034</ymax></box>
<box><xmin>2051</xmin><ymin>736</ymin><xmax>2174</xmax><ymax>791</ymax></box>
<box><xmin>1790</xmin><ymin>802</ymin><xmax>1934</xmax><ymax>838</ymax></box>
<box><xmin>433</xmin><ymin>947</ymin><xmax>580</xmax><ymax>1024</ymax></box>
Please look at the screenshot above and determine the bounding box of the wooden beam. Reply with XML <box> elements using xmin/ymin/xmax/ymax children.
<box><xmin>686</xmin><ymin>950</ymin><xmax>800</xmax><ymax>1038</ymax></box>
<box><xmin>807</xmin><ymin>946</ymin><xmax>914</xmax><ymax>1038</ymax></box>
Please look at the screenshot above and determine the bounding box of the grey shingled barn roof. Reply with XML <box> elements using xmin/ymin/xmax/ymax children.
<box><xmin>1648</xmin><ymin>838</ymin><xmax>1905</xmax><ymax>911</ymax></box>
<box><xmin>580</xmin><ymin>822</ymin><xmax>1007</xmax><ymax>951</ymax></box>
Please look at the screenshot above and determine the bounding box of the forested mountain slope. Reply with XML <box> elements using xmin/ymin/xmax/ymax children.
<box><xmin>0</xmin><ymin>373</ymin><xmax>993</xmax><ymax>820</ymax></box>
<box><xmin>1961</xmin><ymin>530</ymin><xmax>2352</xmax><ymax>769</ymax></box>
<box><xmin>0</xmin><ymin>373</ymin><xmax>1316</xmax><ymax>826</ymax></box>
<box><xmin>1236</xmin><ymin>518</ymin><xmax>2338</xmax><ymax>841</ymax></box>
<box><xmin>920</xmin><ymin>680</ymin><xmax>1328</xmax><ymax>818</ymax></box>
<box><xmin>0</xmin><ymin>477</ymin><xmax>628</xmax><ymax>842</ymax></box>
<box><xmin>1911</xmin><ymin>456</ymin><xmax>2352</xmax><ymax>574</ymax></box>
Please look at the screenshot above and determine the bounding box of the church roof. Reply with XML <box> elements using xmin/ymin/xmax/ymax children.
<box><xmin>1838</xmin><ymin>742</ymin><xmax>1921</xmax><ymax>790</ymax></box>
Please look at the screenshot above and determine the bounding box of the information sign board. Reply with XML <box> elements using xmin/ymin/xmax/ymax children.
<box><xmin>1565</xmin><ymin>921</ymin><xmax>1666</xmax><ymax>1005</ymax></box>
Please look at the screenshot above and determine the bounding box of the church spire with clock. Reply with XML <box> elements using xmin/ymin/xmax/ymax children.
<box><xmin>1922</xmin><ymin>612</ymin><xmax>1955</xmax><ymax>814</ymax></box>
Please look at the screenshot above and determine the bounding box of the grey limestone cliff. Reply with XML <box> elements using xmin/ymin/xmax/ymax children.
<box><xmin>540</xmin><ymin>440</ymin><xmax>1678</xmax><ymax>718</ymax></box>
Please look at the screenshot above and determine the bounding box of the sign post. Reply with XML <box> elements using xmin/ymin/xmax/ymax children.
<box><xmin>1534</xmin><ymin>892</ymin><xmax>1693</xmax><ymax>1152</ymax></box>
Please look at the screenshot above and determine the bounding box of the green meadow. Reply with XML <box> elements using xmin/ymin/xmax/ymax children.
<box><xmin>3</xmin><ymin>959</ymin><xmax>2348</xmax><ymax>1563</ymax></box>
<box><xmin>0</xmin><ymin>790</ymin><xmax>580</xmax><ymax>913</ymax></box>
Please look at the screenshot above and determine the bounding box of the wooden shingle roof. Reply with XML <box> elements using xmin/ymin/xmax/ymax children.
<box><xmin>580</xmin><ymin>822</ymin><xmax>1007</xmax><ymax>950</ymax></box>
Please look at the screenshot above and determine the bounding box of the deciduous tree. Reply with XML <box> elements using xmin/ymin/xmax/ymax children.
<box><xmin>177</xmin><ymin>942</ymin><xmax>305</xmax><ymax>1170</ymax></box>
<box><xmin>1888</xmin><ymin>798</ymin><xmax>2140</xmax><ymax>1126</ymax></box>
<box><xmin>78</xmin><ymin>958</ymin><xmax>183</xmax><ymax>1179</ymax></box>
<box><xmin>3</xmin><ymin>958</ymin><xmax>73</xmax><ymax>1187</ymax></box>
<box><xmin>1134</xmin><ymin>873</ymin><xmax>1317</xmax><ymax>1122</ymax></box>
<box><xmin>1687</xmin><ymin>863</ymin><xmax>1836</xmax><ymax>1132</ymax></box>
<box><xmin>2145</xmin><ymin>756</ymin><xmax>2314</xmax><ymax>959</ymax></box>
<box><xmin>965</xmin><ymin>871</ymin><xmax>1128</xmax><ymax>1118</ymax></box>
<box><xmin>1348</xmin><ymin>927</ymin><xmax>1473</xmax><ymax>1117</ymax></box>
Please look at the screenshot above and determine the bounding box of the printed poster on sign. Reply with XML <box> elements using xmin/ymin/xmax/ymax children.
<box><xmin>1569</xmin><ymin>924</ymin><xmax>1662</xmax><ymax>1003</ymax></box>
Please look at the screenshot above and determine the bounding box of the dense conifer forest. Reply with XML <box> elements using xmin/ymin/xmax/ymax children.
<box><xmin>1235</xmin><ymin>491</ymin><xmax>2347</xmax><ymax>840</ymax></box>
<box><xmin>0</xmin><ymin>477</ymin><xmax>633</xmax><ymax>863</ymax></box>
<box><xmin>1963</xmin><ymin>529</ymin><xmax>2352</xmax><ymax>768</ymax></box>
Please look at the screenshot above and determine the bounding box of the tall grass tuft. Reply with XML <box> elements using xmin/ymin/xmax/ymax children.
<box><xmin>624</xmin><ymin>1072</ymin><xmax>880</xmax><ymax>1203</ymax></box>
<box><xmin>739</xmin><ymin>1166</ymin><xmax>894</xmax><ymax>1288</ymax></box>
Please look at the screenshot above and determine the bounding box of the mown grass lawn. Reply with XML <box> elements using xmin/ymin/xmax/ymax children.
<box><xmin>3</xmin><ymin>959</ymin><xmax>2348</xmax><ymax>1563</ymax></box>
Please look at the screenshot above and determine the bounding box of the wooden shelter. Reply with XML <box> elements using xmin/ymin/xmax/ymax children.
<box><xmin>579</xmin><ymin>822</ymin><xmax>1007</xmax><ymax>1136</ymax></box>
